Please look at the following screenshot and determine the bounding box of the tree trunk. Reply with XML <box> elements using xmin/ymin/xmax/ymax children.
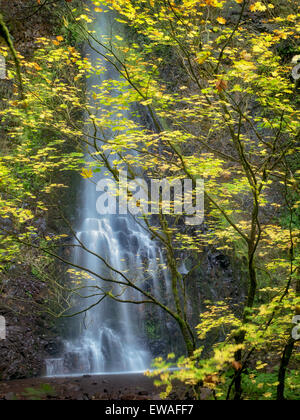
<box><xmin>277</xmin><ymin>337</ymin><xmax>295</xmax><ymax>400</ymax></box>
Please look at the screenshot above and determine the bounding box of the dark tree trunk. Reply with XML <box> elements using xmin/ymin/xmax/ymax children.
<box><xmin>277</xmin><ymin>337</ymin><xmax>295</xmax><ymax>400</ymax></box>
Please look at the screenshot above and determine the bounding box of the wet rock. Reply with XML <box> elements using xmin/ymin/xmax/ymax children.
<box><xmin>0</xmin><ymin>270</ymin><xmax>54</xmax><ymax>380</ymax></box>
<box><xmin>113</xmin><ymin>218</ymin><xmax>130</xmax><ymax>235</ymax></box>
<box><xmin>200</xmin><ymin>388</ymin><xmax>213</xmax><ymax>400</ymax></box>
<box><xmin>45</xmin><ymin>340</ymin><xmax>64</xmax><ymax>357</ymax></box>
<box><xmin>129</xmin><ymin>235</ymin><xmax>139</xmax><ymax>251</ymax></box>
<box><xmin>118</xmin><ymin>232</ymin><xmax>129</xmax><ymax>248</ymax></box>
<box><xmin>65</xmin><ymin>384</ymin><xmax>80</xmax><ymax>393</ymax></box>
<box><xmin>63</xmin><ymin>352</ymin><xmax>81</xmax><ymax>372</ymax></box>
<box><xmin>215</xmin><ymin>253</ymin><xmax>230</xmax><ymax>269</ymax></box>
<box><xmin>4</xmin><ymin>392</ymin><xmax>16</xmax><ymax>400</ymax></box>
<box><xmin>138</xmin><ymin>390</ymin><xmax>148</xmax><ymax>396</ymax></box>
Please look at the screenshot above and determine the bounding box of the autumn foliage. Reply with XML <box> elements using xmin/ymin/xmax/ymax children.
<box><xmin>0</xmin><ymin>0</ymin><xmax>299</xmax><ymax>400</ymax></box>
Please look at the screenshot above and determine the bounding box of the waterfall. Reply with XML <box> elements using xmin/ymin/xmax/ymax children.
<box><xmin>46</xmin><ymin>6</ymin><xmax>168</xmax><ymax>377</ymax></box>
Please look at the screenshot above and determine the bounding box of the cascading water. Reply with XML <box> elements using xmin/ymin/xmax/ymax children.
<box><xmin>46</xmin><ymin>6</ymin><xmax>168</xmax><ymax>377</ymax></box>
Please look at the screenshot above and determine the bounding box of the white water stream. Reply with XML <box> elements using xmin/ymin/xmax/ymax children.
<box><xmin>46</xmin><ymin>7</ymin><xmax>168</xmax><ymax>377</ymax></box>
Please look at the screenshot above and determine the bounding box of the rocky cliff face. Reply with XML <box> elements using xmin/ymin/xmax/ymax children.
<box><xmin>0</xmin><ymin>267</ymin><xmax>58</xmax><ymax>380</ymax></box>
<box><xmin>0</xmin><ymin>0</ymin><xmax>68</xmax><ymax>381</ymax></box>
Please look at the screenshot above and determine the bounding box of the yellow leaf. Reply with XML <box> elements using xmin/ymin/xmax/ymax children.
<box><xmin>250</xmin><ymin>2</ymin><xmax>267</xmax><ymax>12</ymax></box>
<box><xmin>80</xmin><ymin>168</ymin><xmax>93</xmax><ymax>179</ymax></box>
<box><xmin>217</xmin><ymin>17</ymin><xmax>226</xmax><ymax>24</ymax></box>
<box><xmin>33</xmin><ymin>63</ymin><xmax>42</xmax><ymax>71</ymax></box>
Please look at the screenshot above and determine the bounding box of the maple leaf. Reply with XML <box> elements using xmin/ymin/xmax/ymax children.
<box><xmin>204</xmin><ymin>374</ymin><xmax>219</xmax><ymax>384</ymax></box>
<box><xmin>232</xmin><ymin>361</ymin><xmax>242</xmax><ymax>371</ymax></box>
<box><xmin>216</xmin><ymin>79</ymin><xmax>228</xmax><ymax>92</ymax></box>
<box><xmin>80</xmin><ymin>168</ymin><xmax>93</xmax><ymax>179</ymax></box>
<box><xmin>250</xmin><ymin>2</ymin><xmax>267</xmax><ymax>12</ymax></box>
<box><xmin>216</xmin><ymin>17</ymin><xmax>226</xmax><ymax>25</ymax></box>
